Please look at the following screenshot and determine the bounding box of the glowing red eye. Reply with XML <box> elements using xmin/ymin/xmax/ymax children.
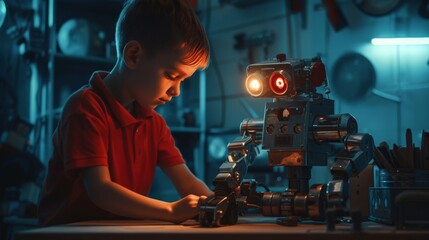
<box><xmin>275</xmin><ymin>78</ymin><xmax>285</xmax><ymax>88</ymax></box>
<box><xmin>269</xmin><ymin>71</ymin><xmax>288</xmax><ymax>95</ymax></box>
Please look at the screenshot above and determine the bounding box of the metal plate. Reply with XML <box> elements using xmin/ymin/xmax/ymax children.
<box><xmin>331</xmin><ymin>53</ymin><xmax>376</xmax><ymax>102</ymax></box>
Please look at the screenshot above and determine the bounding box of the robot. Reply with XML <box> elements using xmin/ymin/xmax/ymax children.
<box><xmin>198</xmin><ymin>54</ymin><xmax>375</xmax><ymax>227</ymax></box>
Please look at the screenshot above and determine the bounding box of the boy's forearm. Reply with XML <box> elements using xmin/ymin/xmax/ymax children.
<box><xmin>88</xmin><ymin>179</ymin><xmax>174</xmax><ymax>222</ymax></box>
<box><xmin>179</xmin><ymin>178</ymin><xmax>213</xmax><ymax>198</ymax></box>
<box><xmin>163</xmin><ymin>164</ymin><xmax>213</xmax><ymax>198</ymax></box>
<box><xmin>82</xmin><ymin>167</ymin><xmax>174</xmax><ymax>222</ymax></box>
<box><xmin>193</xmin><ymin>179</ymin><xmax>213</xmax><ymax>197</ymax></box>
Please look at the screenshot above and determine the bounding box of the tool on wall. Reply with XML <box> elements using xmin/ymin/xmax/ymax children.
<box><xmin>234</xmin><ymin>31</ymin><xmax>275</xmax><ymax>70</ymax></box>
<box><xmin>323</xmin><ymin>0</ymin><xmax>348</xmax><ymax>32</ymax></box>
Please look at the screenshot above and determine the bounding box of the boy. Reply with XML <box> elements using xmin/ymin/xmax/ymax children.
<box><xmin>38</xmin><ymin>0</ymin><xmax>213</xmax><ymax>226</ymax></box>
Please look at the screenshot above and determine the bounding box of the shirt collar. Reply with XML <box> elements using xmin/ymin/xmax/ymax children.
<box><xmin>89</xmin><ymin>71</ymin><xmax>154</xmax><ymax>127</ymax></box>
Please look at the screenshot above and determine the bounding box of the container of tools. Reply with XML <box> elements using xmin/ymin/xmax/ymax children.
<box><xmin>369</xmin><ymin>129</ymin><xmax>429</xmax><ymax>228</ymax></box>
<box><xmin>369</xmin><ymin>169</ymin><xmax>429</xmax><ymax>225</ymax></box>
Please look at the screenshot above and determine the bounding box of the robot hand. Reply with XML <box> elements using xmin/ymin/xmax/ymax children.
<box><xmin>198</xmin><ymin>136</ymin><xmax>260</xmax><ymax>227</ymax></box>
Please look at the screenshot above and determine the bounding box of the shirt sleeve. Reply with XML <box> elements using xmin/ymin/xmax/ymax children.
<box><xmin>156</xmin><ymin>117</ymin><xmax>185</xmax><ymax>169</ymax></box>
<box><xmin>61</xmin><ymin>97</ymin><xmax>109</xmax><ymax>177</ymax></box>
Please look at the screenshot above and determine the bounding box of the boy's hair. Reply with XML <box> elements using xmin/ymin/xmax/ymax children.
<box><xmin>116</xmin><ymin>0</ymin><xmax>210</xmax><ymax>69</ymax></box>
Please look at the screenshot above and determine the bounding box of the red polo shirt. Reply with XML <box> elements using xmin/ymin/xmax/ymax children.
<box><xmin>38</xmin><ymin>71</ymin><xmax>185</xmax><ymax>226</ymax></box>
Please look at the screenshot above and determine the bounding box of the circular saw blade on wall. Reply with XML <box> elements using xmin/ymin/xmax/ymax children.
<box><xmin>331</xmin><ymin>53</ymin><xmax>376</xmax><ymax>102</ymax></box>
<box><xmin>353</xmin><ymin>0</ymin><xmax>403</xmax><ymax>17</ymax></box>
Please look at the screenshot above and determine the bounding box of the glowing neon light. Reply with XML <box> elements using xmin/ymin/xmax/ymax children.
<box><xmin>371</xmin><ymin>37</ymin><xmax>429</xmax><ymax>46</ymax></box>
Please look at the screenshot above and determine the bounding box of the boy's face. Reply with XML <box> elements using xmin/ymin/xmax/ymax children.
<box><xmin>127</xmin><ymin>47</ymin><xmax>198</xmax><ymax>109</ymax></box>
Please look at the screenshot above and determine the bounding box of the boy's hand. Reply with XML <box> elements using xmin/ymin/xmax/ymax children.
<box><xmin>170</xmin><ymin>194</ymin><xmax>207</xmax><ymax>224</ymax></box>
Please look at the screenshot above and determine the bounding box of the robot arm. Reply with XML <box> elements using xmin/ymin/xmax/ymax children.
<box><xmin>199</xmin><ymin>135</ymin><xmax>260</xmax><ymax>227</ymax></box>
<box><xmin>327</xmin><ymin>133</ymin><xmax>375</xmax><ymax>208</ymax></box>
<box><xmin>214</xmin><ymin>136</ymin><xmax>259</xmax><ymax>191</ymax></box>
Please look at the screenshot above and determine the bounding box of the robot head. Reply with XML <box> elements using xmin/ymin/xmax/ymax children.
<box><xmin>245</xmin><ymin>54</ymin><xmax>327</xmax><ymax>98</ymax></box>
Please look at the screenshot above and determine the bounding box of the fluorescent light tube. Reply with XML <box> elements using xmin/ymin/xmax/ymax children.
<box><xmin>371</xmin><ymin>37</ymin><xmax>429</xmax><ymax>45</ymax></box>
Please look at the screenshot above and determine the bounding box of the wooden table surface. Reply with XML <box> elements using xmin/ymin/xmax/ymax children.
<box><xmin>17</xmin><ymin>216</ymin><xmax>429</xmax><ymax>240</ymax></box>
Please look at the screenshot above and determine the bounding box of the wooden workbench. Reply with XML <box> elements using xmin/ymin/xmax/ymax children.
<box><xmin>17</xmin><ymin>216</ymin><xmax>429</xmax><ymax>240</ymax></box>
